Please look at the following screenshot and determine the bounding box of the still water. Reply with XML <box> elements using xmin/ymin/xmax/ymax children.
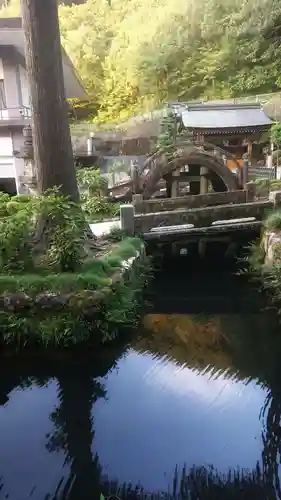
<box><xmin>1</xmin><ymin>254</ymin><xmax>281</xmax><ymax>499</ymax></box>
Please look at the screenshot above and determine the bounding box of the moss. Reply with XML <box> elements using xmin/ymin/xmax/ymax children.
<box><xmin>0</xmin><ymin>237</ymin><xmax>150</xmax><ymax>350</ymax></box>
<box><xmin>264</xmin><ymin>209</ymin><xmax>281</xmax><ymax>231</ymax></box>
<box><xmin>0</xmin><ymin>237</ymin><xmax>143</xmax><ymax>296</ymax></box>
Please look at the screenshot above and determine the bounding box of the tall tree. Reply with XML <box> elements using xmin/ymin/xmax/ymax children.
<box><xmin>20</xmin><ymin>0</ymin><xmax>79</xmax><ymax>201</ymax></box>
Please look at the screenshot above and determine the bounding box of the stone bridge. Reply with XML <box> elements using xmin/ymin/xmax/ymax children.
<box><xmin>120</xmin><ymin>188</ymin><xmax>281</xmax><ymax>251</ymax></box>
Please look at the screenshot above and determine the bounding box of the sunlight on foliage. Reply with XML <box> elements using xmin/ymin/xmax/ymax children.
<box><xmin>2</xmin><ymin>0</ymin><xmax>281</xmax><ymax>122</ymax></box>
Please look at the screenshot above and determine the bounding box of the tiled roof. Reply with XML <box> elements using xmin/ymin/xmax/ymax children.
<box><xmin>178</xmin><ymin>103</ymin><xmax>273</xmax><ymax>130</ymax></box>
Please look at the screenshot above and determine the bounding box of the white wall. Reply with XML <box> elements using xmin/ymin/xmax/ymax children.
<box><xmin>11</xmin><ymin>129</ymin><xmax>24</xmax><ymax>192</ymax></box>
<box><xmin>2</xmin><ymin>58</ymin><xmax>19</xmax><ymax>109</ymax></box>
<box><xmin>0</xmin><ymin>130</ymin><xmax>25</xmax><ymax>193</ymax></box>
<box><xmin>0</xmin><ymin>131</ymin><xmax>17</xmax><ymax>179</ymax></box>
<box><xmin>0</xmin><ymin>58</ymin><xmax>4</xmax><ymax>79</ymax></box>
<box><xmin>19</xmin><ymin>65</ymin><xmax>29</xmax><ymax>108</ymax></box>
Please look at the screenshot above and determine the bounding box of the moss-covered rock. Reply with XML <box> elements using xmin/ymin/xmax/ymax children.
<box><xmin>0</xmin><ymin>238</ymin><xmax>150</xmax><ymax>350</ymax></box>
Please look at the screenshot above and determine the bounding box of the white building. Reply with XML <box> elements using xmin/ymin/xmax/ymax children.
<box><xmin>0</xmin><ymin>17</ymin><xmax>87</xmax><ymax>194</ymax></box>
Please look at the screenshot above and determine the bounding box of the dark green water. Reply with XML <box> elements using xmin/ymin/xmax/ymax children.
<box><xmin>1</xmin><ymin>252</ymin><xmax>281</xmax><ymax>499</ymax></box>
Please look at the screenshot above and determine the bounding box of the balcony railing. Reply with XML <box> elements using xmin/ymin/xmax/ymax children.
<box><xmin>0</xmin><ymin>106</ymin><xmax>31</xmax><ymax>121</ymax></box>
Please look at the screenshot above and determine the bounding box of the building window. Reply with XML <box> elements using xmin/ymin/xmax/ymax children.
<box><xmin>0</xmin><ymin>79</ymin><xmax>7</xmax><ymax>109</ymax></box>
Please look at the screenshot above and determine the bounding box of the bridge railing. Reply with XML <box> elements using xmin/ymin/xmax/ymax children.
<box><xmin>133</xmin><ymin>199</ymin><xmax>272</xmax><ymax>234</ymax></box>
<box><xmin>134</xmin><ymin>190</ymin><xmax>248</xmax><ymax>214</ymax></box>
<box><xmin>119</xmin><ymin>185</ymin><xmax>281</xmax><ymax>238</ymax></box>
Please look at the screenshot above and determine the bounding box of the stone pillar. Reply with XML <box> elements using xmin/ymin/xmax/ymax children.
<box><xmin>17</xmin><ymin>124</ymin><xmax>38</xmax><ymax>195</ymax></box>
<box><xmin>87</xmin><ymin>137</ymin><xmax>92</xmax><ymax>155</ymax></box>
<box><xmin>269</xmin><ymin>190</ymin><xmax>281</xmax><ymax>208</ymax></box>
<box><xmin>120</xmin><ymin>204</ymin><xmax>135</xmax><ymax>235</ymax></box>
<box><xmin>133</xmin><ymin>193</ymin><xmax>143</xmax><ymax>205</ymax></box>
<box><xmin>245</xmin><ymin>181</ymin><xmax>256</xmax><ymax>202</ymax></box>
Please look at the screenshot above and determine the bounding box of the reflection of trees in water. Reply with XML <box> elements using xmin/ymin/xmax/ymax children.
<box><xmin>2</xmin><ymin>317</ymin><xmax>281</xmax><ymax>499</ymax></box>
<box><xmin>100</xmin><ymin>463</ymin><xmax>276</xmax><ymax>499</ymax></box>
<box><xmin>46</xmin><ymin>373</ymin><xmax>104</xmax><ymax>499</ymax></box>
<box><xmin>220</xmin><ymin>313</ymin><xmax>281</xmax><ymax>497</ymax></box>
<box><xmin>0</xmin><ymin>351</ymin><xmax>121</xmax><ymax>500</ymax></box>
<box><xmin>139</xmin><ymin>314</ymin><xmax>234</xmax><ymax>376</ymax></box>
<box><xmin>261</xmin><ymin>389</ymin><xmax>281</xmax><ymax>498</ymax></box>
<box><xmin>136</xmin><ymin>312</ymin><xmax>281</xmax><ymax>498</ymax></box>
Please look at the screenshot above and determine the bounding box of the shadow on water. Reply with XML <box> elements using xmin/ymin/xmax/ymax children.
<box><xmin>2</xmin><ymin>245</ymin><xmax>281</xmax><ymax>499</ymax></box>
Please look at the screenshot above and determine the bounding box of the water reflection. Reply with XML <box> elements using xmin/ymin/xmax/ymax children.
<box><xmin>0</xmin><ymin>311</ymin><xmax>281</xmax><ymax>498</ymax></box>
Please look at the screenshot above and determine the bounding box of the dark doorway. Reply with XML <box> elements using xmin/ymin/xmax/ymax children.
<box><xmin>0</xmin><ymin>178</ymin><xmax>17</xmax><ymax>195</ymax></box>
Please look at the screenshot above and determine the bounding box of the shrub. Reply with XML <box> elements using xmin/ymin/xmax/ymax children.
<box><xmin>81</xmin><ymin>194</ymin><xmax>120</xmax><ymax>221</ymax></box>
<box><xmin>0</xmin><ymin>237</ymin><xmax>148</xmax><ymax>348</ymax></box>
<box><xmin>77</xmin><ymin>168</ymin><xmax>108</xmax><ymax>196</ymax></box>
<box><xmin>0</xmin><ymin>190</ymin><xmax>87</xmax><ymax>274</ymax></box>
<box><xmin>264</xmin><ymin>210</ymin><xmax>281</xmax><ymax>231</ymax></box>
<box><xmin>0</xmin><ymin>203</ymin><xmax>35</xmax><ymax>273</ymax></box>
<box><xmin>36</xmin><ymin>192</ymin><xmax>86</xmax><ymax>272</ymax></box>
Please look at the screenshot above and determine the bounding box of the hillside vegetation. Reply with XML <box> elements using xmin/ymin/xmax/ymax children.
<box><xmin>1</xmin><ymin>0</ymin><xmax>281</xmax><ymax>123</ymax></box>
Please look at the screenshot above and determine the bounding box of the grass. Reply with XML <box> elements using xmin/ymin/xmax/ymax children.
<box><xmin>0</xmin><ymin>237</ymin><xmax>143</xmax><ymax>297</ymax></box>
<box><xmin>263</xmin><ymin>209</ymin><xmax>281</xmax><ymax>231</ymax></box>
<box><xmin>0</xmin><ymin>237</ymin><xmax>149</xmax><ymax>349</ymax></box>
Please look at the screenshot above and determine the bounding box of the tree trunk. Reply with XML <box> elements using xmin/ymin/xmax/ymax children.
<box><xmin>21</xmin><ymin>0</ymin><xmax>79</xmax><ymax>201</ymax></box>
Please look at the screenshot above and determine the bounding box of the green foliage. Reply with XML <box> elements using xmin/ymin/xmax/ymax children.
<box><xmin>0</xmin><ymin>190</ymin><xmax>87</xmax><ymax>274</ymax></box>
<box><xmin>0</xmin><ymin>238</ymin><xmax>143</xmax><ymax>295</ymax></box>
<box><xmin>81</xmin><ymin>194</ymin><xmax>120</xmax><ymax>221</ymax></box>
<box><xmin>0</xmin><ymin>203</ymin><xmax>34</xmax><ymax>273</ymax></box>
<box><xmin>0</xmin><ymin>238</ymin><xmax>149</xmax><ymax>349</ymax></box>
<box><xmin>4</xmin><ymin>0</ymin><xmax>281</xmax><ymax>123</ymax></box>
<box><xmin>75</xmin><ymin>168</ymin><xmax>120</xmax><ymax>220</ymax></box>
<box><xmin>272</xmin><ymin>122</ymin><xmax>281</xmax><ymax>147</ymax></box>
<box><xmin>77</xmin><ymin>168</ymin><xmax>108</xmax><ymax>196</ymax></box>
<box><xmin>36</xmin><ymin>191</ymin><xmax>87</xmax><ymax>272</ymax></box>
<box><xmin>246</xmin><ymin>239</ymin><xmax>265</xmax><ymax>276</ymax></box>
<box><xmin>247</xmin><ymin>209</ymin><xmax>281</xmax><ymax>307</ymax></box>
<box><xmin>264</xmin><ymin>209</ymin><xmax>281</xmax><ymax>231</ymax></box>
<box><xmin>156</xmin><ymin>108</ymin><xmax>178</xmax><ymax>160</ymax></box>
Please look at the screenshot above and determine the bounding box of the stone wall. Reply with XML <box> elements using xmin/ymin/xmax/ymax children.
<box><xmin>261</xmin><ymin>191</ymin><xmax>281</xmax><ymax>266</ymax></box>
<box><xmin>263</xmin><ymin>230</ymin><xmax>281</xmax><ymax>265</ymax></box>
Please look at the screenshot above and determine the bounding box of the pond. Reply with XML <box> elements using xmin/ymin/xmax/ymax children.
<box><xmin>1</xmin><ymin>252</ymin><xmax>281</xmax><ymax>499</ymax></box>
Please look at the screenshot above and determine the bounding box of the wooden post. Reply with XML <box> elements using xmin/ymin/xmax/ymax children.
<box><xmin>171</xmin><ymin>168</ymin><xmax>180</xmax><ymax>197</ymax></box>
<box><xmin>200</xmin><ymin>166</ymin><xmax>208</xmax><ymax>194</ymax></box>
<box><xmin>131</xmin><ymin>160</ymin><xmax>141</xmax><ymax>195</ymax></box>
<box><xmin>166</xmin><ymin>174</ymin><xmax>172</xmax><ymax>198</ymax></box>
<box><xmin>189</xmin><ymin>165</ymin><xmax>200</xmax><ymax>195</ymax></box>
<box><xmin>247</xmin><ymin>137</ymin><xmax>253</xmax><ymax>166</ymax></box>
<box><xmin>242</xmin><ymin>156</ymin><xmax>249</xmax><ymax>187</ymax></box>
